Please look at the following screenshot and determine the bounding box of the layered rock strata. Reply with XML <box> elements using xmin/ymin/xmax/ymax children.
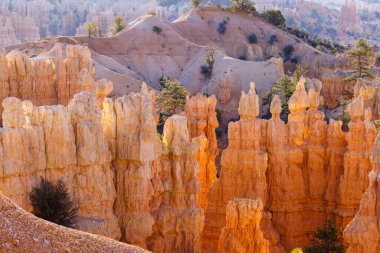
<box><xmin>185</xmin><ymin>93</ymin><xmax>219</xmax><ymax>210</ymax></box>
<box><xmin>104</xmin><ymin>84</ymin><xmax>205</xmax><ymax>253</ymax></box>
<box><xmin>0</xmin><ymin>46</ymin><xmax>112</xmax><ymax>115</ymax></box>
<box><xmin>218</xmin><ymin>198</ymin><xmax>269</xmax><ymax>253</ymax></box>
<box><xmin>202</xmin><ymin>79</ymin><xmax>376</xmax><ymax>252</ymax></box>
<box><xmin>343</xmin><ymin>133</ymin><xmax>380</xmax><ymax>253</ymax></box>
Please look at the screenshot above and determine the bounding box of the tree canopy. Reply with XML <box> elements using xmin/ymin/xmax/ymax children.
<box><xmin>346</xmin><ymin>39</ymin><xmax>375</xmax><ymax>81</ymax></box>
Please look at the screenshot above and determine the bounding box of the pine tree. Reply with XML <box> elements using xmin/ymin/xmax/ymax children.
<box><xmin>304</xmin><ymin>220</ymin><xmax>347</xmax><ymax>253</ymax></box>
<box><xmin>156</xmin><ymin>77</ymin><xmax>190</xmax><ymax>116</ymax></box>
<box><xmin>346</xmin><ymin>39</ymin><xmax>375</xmax><ymax>81</ymax></box>
<box><xmin>29</xmin><ymin>177</ymin><xmax>78</xmax><ymax>228</ymax></box>
<box><xmin>112</xmin><ymin>17</ymin><xmax>127</xmax><ymax>35</ymax></box>
<box><xmin>230</xmin><ymin>0</ymin><xmax>257</xmax><ymax>15</ymax></box>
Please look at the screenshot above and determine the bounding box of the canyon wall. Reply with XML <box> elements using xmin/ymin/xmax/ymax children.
<box><xmin>218</xmin><ymin>198</ymin><xmax>269</xmax><ymax>253</ymax></box>
<box><xmin>353</xmin><ymin>82</ymin><xmax>380</xmax><ymax>120</ymax></box>
<box><xmin>202</xmin><ymin>79</ymin><xmax>377</xmax><ymax>252</ymax></box>
<box><xmin>0</xmin><ymin>84</ymin><xmax>207</xmax><ymax>253</ymax></box>
<box><xmin>344</xmin><ymin>134</ymin><xmax>380</xmax><ymax>253</ymax></box>
<box><xmin>0</xmin><ymin>45</ymin><xmax>112</xmax><ymax>115</ymax></box>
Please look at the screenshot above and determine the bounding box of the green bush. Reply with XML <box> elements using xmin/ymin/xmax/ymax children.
<box><xmin>230</xmin><ymin>0</ymin><xmax>257</xmax><ymax>15</ymax></box>
<box><xmin>247</xmin><ymin>33</ymin><xmax>258</xmax><ymax>44</ymax></box>
<box><xmin>29</xmin><ymin>177</ymin><xmax>78</xmax><ymax>228</ymax></box>
<box><xmin>262</xmin><ymin>10</ymin><xmax>286</xmax><ymax>27</ymax></box>
<box><xmin>304</xmin><ymin>220</ymin><xmax>347</xmax><ymax>253</ymax></box>
<box><xmin>152</xmin><ymin>25</ymin><xmax>163</xmax><ymax>35</ymax></box>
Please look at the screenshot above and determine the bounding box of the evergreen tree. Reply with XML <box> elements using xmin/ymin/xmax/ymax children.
<box><xmin>192</xmin><ymin>0</ymin><xmax>202</xmax><ymax>7</ymax></box>
<box><xmin>304</xmin><ymin>220</ymin><xmax>347</xmax><ymax>253</ymax></box>
<box><xmin>29</xmin><ymin>177</ymin><xmax>78</xmax><ymax>228</ymax></box>
<box><xmin>86</xmin><ymin>22</ymin><xmax>97</xmax><ymax>38</ymax></box>
<box><xmin>346</xmin><ymin>39</ymin><xmax>375</xmax><ymax>81</ymax></box>
<box><xmin>262</xmin><ymin>74</ymin><xmax>298</xmax><ymax>122</ymax></box>
<box><xmin>112</xmin><ymin>17</ymin><xmax>127</xmax><ymax>35</ymax></box>
<box><xmin>156</xmin><ymin>77</ymin><xmax>190</xmax><ymax>116</ymax></box>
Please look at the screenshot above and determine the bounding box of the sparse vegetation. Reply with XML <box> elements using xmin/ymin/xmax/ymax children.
<box><xmin>218</xmin><ymin>20</ymin><xmax>228</xmax><ymax>34</ymax></box>
<box><xmin>346</xmin><ymin>39</ymin><xmax>375</xmax><ymax>81</ymax></box>
<box><xmin>262</xmin><ymin>10</ymin><xmax>286</xmax><ymax>27</ymax></box>
<box><xmin>148</xmin><ymin>10</ymin><xmax>157</xmax><ymax>16</ymax></box>
<box><xmin>262</xmin><ymin>71</ymin><xmax>301</xmax><ymax>122</ymax></box>
<box><xmin>86</xmin><ymin>21</ymin><xmax>97</xmax><ymax>38</ymax></box>
<box><xmin>192</xmin><ymin>0</ymin><xmax>201</xmax><ymax>7</ymax></box>
<box><xmin>284</xmin><ymin>44</ymin><xmax>295</xmax><ymax>60</ymax></box>
<box><xmin>230</xmin><ymin>0</ymin><xmax>257</xmax><ymax>15</ymax></box>
<box><xmin>247</xmin><ymin>33</ymin><xmax>258</xmax><ymax>44</ymax></box>
<box><xmin>200</xmin><ymin>50</ymin><xmax>215</xmax><ymax>79</ymax></box>
<box><xmin>152</xmin><ymin>25</ymin><xmax>163</xmax><ymax>35</ymax></box>
<box><xmin>268</xmin><ymin>35</ymin><xmax>278</xmax><ymax>45</ymax></box>
<box><xmin>156</xmin><ymin>77</ymin><xmax>190</xmax><ymax>117</ymax></box>
<box><xmin>304</xmin><ymin>220</ymin><xmax>347</xmax><ymax>253</ymax></box>
<box><xmin>112</xmin><ymin>17</ymin><xmax>127</xmax><ymax>35</ymax></box>
<box><xmin>29</xmin><ymin>177</ymin><xmax>78</xmax><ymax>228</ymax></box>
<box><xmin>291</xmin><ymin>248</ymin><xmax>304</xmax><ymax>253</ymax></box>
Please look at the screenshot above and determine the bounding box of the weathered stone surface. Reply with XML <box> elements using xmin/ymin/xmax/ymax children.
<box><xmin>185</xmin><ymin>93</ymin><xmax>219</xmax><ymax>210</ymax></box>
<box><xmin>0</xmin><ymin>192</ymin><xmax>149</xmax><ymax>253</ymax></box>
<box><xmin>203</xmin><ymin>78</ymin><xmax>376</xmax><ymax>252</ymax></box>
<box><xmin>344</xmin><ymin>133</ymin><xmax>380</xmax><ymax>253</ymax></box>
<box><xmin>218</xmin><ymin>198</ymin><xmax>269</xmax><ymax>253</ymax></box>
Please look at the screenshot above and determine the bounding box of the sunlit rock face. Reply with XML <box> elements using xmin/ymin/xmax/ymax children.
<box><xmin>202</xmin><ymin>79</ymin><xmax>376</xmax><ymax>252</ymax></box>
<box><xmin>218</xmin><ymin>198</ymin><xmax>269</xmax><ymax>253</ymax></box>
<box><xmin>0</xmin><ymin>45</ymin><xmax>113</xmax><ymax>118</ymax></box>
<box><xmin>344</xmin><ymin>134</ymin><xmax>380</xmax><ymax>253</ymax></box>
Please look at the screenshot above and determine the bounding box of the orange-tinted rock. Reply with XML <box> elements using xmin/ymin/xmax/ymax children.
<box><xmin>203</xmin><ymin>78</ymin><xmax>376</xmax><ymax>252</ymax></box>
<box><xmin>185</xmin><ymin>93</ymin><xmax>219</xmax><ymax>210</ymax></box>
<box><xmin>343</xmin><ymin>133</ymin><xmax>380</xmax><ymax>253</ymax></box>
<box><xmin>218</xmin><ymin>198</ymin><xmax>269</xmax><ymax>253</ymax></box>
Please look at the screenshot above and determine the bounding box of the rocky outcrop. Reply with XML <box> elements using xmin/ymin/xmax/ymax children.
<box><xmin>343</xmin><ymin>133</ymin><xmax>380</xmax><ymax>253</ymax></box>
<box><xmin>321</xmin><ymin>77</ymin><xmax>355</xmax><ymax>109</ymax></box>
<box><xmin>108</xmin><ymin>84</ymin><xmax>204</xmax><ymax>253</ymax></box>
<box><xmin>353</xmin><ymin>82</ymin><xmax>380</xmax><ymax>120</ymax></box>
<box><xmin>218</xmin><ymin>198</ymin><xmax>269</xmax><ymax>253</ymax></box>
<box><xmin>202</xmin><ymin>79</ymin><xmax>376</xmax><ymax>252</ymax></box>
<box><xmin>185</xmin><ymin>93</ymin><xmax>219</xmax><ymax>210</ymax></box>
<box><xmin>0</xmin><ymin>192</ymin><xmax>149</xmax><ymax>253</ymax></box>
<box><xmin>0</xmin><ymin>45</ymin><xmax>112</xmax><ymax>117</ymax></box>
<box><xmin>0</xmin><ymin>92</ymin><xmax>120</xmax><ymax>239</ymax></box>
<box><xmin>0</xmin><ymin>85</ymin><xmax>205</xmax><ymax>253</ymax></box>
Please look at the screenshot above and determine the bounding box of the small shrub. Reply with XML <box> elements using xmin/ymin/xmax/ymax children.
<box><xmin>148</xmin><ymin>10</ymin><xmax>157</xmax><ymax>16</ymax></box>
<box><xmin>247</xmin><ymin>33</ymin><xmax>258</xmax><ymax>44</ymax></box>
<box><xmin>230</xmin><ymin>0</ymin><xmax>257</xmax><ymax>15</ymax></box>
<box><xmin>112</xmin><ymin>17</ymin><xmax>127</xmax><ymax>35</ymax></box>
<box><xmin>152</xmin><ymin>25</ymin><xmax>163</xmax><ymax>35</ymax></box>
<box><xmin>29</xmin><ymin>177</ymin><xmax>78</xmax><ymax>228</ymax></box>
<box><xmin>218</xmin><ymin>20</ymin><xmax>228</xmax><ymax>34</ymax></box>
<box><xmin>201</xmin><ymin>50</ymin><xmax>215</xmax><ymax>79</ymax></box>
<box><xmin>268</xmin><ymin>35</ymin><xmax>278</xmax><ymax>45</ymax></box>
<box><xmin>238</xmin><ymin>55</ymin><xmax>246</xmax><ymax>60</ymax></box>
<box><xmin>284</xmin><ymin>44</ymin><xmax>295</xmax><ymax>59</ymax></box>
<box><xmin>262</xmin><ymin>10</ymin><xmax>286</xmax><ymax>27</ymax></box>
<box><xmin>192</xmin><ymin>0</ymin><xmax>201</xmax><ymax>7</ymax></box>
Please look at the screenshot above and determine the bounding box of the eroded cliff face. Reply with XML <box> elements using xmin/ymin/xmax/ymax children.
<box><xmin>0</xmin><ymin>46</ymin><xmax>112</xmax><ymax>114</ymax></box>
<box><xmin>0</xmin><ymin>92</ymin><xmax>120</xmax><ymax>239</ymax></box>
<box><xmin>0</xmin><ymin>84</ymin><xmax>209</xmax><ymax>253</ymax></box>
<box><xmin>218</xmin><ymin>198</ymin><xmax>269</xmax><ymax>253</ymax></box>
<box><xmin>344</xmin><ymin>134</ymin><xmax>380</xmax><ymax>253</ymax></box>
<box><xmin>185</xmin><ymin>93</ymin><xmax>219</xmax><ymax>210</ymax></box>
<box><xmin>202</xmin><ymin>79</ymin><xmax>377</xmax><ymax>252</ymax></box>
